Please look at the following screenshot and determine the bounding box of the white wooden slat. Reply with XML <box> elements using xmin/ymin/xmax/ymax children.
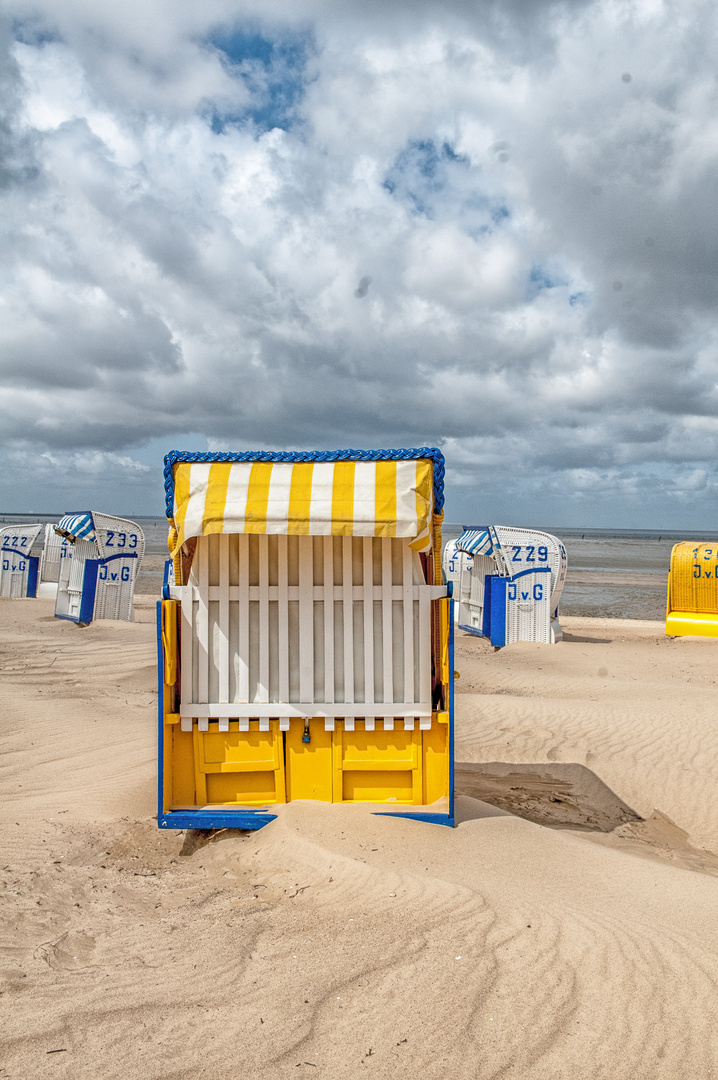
<box><xmin>418</xmin><ymin>587</ymin><xmax>431</xmax><ymax>727</ymax></box>
<box><xmin>179</xmin><ymin>701</ymin><xmax>432</xmax><ymax>718</ymax></box>
<box><xmin>170</xmin><ymin>583</ymin><xmax>447</xmax><ymax>602</ymax></box>
<box><xmin>172</xmin><ymin>540</ymin><xmax>444</xmax><ymax>742</ymax></box>
<box><xmin>298</xmin><ymin>538</ymin><xmax>314</xmax><ymax>702</ymax></box>
<box><xmin>402</xmin><ymin>543</ymin><xmax>414</xmax><ymax>706</ymax></box>
<box><xmin>363</xmin><ymin>538</ymin><xmax>374</xmax><ymax>706</ymax></box>
<box><xmin>342</xmin><ymin>537</ymin><xmax>354</xmax><ymax>704</ymax></box>
<box><xmin>180</xmin><ymin>578</ymin><xmax>193</xmax><ymax>732</ymax></box>
<box><xmin>258</xmin><ymin>534</ymin><xmax>269</xmax><ymax>702</ymax></box>
<box><xmin>323</xmin><ymin>535</ymin><xmax>334</xmax><ymax>704</ymax></box>
<box><xmin>238</xmin><ymin>534</ymin><xmax>249</xmax><ymax>704</ymax></box>
<box><xmin>219</xmin><ymin>534</ymin><xmax>229</xmax><ymax>704</ymax></box>
<box><xmin>381</xmin><ymin>537</ymin><xmax>393</xmax><ymax>704</ymax></box>
<box><xmin>198</xmin><ymin>540</ymin><xmax>209</xmax><ymax>705</ymax></box>
<box><xmin>277</xmin><ymin>535</ymin><xmax>289</xmax><ymax>703</ymax></box>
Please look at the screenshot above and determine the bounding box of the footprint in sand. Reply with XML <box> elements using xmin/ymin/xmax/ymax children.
<box><xmin>36</xmin><ymin>931</ymin><xmax>96</xmax><ymax>971</ymax></box>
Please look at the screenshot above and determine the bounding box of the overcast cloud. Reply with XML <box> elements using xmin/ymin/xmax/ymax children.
<box><xmin>2</xmin><ymin>0</ymin><xmax>718</xmax><ymax>525</ymax></box>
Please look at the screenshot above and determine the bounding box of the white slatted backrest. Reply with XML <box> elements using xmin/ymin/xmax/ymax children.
<box><xmin>40</xmin><ymin>525</ymin><xmax>73</xmax><ymax>583</ymax></box>
<box><xmin>54</xmin><ymin>539</ymin><xmax>95</xmax><ymax>619</ymax></box>
<box><xmin>454</xmin><ymin>552</ymin><xmax>494</xmax><ymax>632</ymax></box>
<box><xmin>174</xmin><ymin>534</ymin><xmax>444</xmax><ymax>731</ymax></box>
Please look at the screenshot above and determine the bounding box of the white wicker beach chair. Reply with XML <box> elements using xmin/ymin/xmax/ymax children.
<box><xmin>451</xmin><ymin>525</ymin><xmax>567</xmax><ymax>645</ymax></box>
<box><xmin>54</xmin><ymin>512</ymin><xmax>145</xmax><ymax>624</ymax></box>
<box><xmin>0</xmin><ymin>523</ymin><xmax>43</xmax><ymax>598</ymax></box>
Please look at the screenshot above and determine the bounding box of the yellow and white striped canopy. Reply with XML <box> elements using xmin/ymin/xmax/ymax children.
<box><xmin>169</xmin><ymin>459</ymin><xmax>435</xmax><ymax>555</ymax></box>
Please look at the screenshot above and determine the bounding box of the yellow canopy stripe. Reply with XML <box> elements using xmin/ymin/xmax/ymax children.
<box><xmin>169</xmin><ymin>459</ymin><xmax>434</xmax><ymax>555</ymax></box>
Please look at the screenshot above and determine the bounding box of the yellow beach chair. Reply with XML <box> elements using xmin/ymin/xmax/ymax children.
<box><xmin>666</xmin><ymin>542</ymin><xmax>718</xmax><ymax>637</ymax></box>
<box><xmin>157</xmin><ymin>448</ymin><xmax>454</xmax><ymax>831</ymax></box>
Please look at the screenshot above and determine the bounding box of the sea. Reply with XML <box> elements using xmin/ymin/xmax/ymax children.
<box><xmin>2</xmin><ymin>512</ymin><xmax>715</xmax><ymax>620</ymax></box>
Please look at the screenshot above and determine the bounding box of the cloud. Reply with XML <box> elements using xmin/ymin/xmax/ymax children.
<box><xmin>0</xmin><ymin>445</ymin><xmax>154</xmax><ymax>514</ymax></box>
<box><xmin>1</xmin><ymin>0</ymin><xmax>718</xmax><ymax>524</ymax></box>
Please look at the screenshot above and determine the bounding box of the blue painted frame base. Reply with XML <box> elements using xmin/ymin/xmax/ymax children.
<box><xmin>159</xmin><ymin>811</ymin><xmax>277</xmax><ymax>831</ymax></box>
<box><xmin>159</xmin><ymin>809</ymin><xmax>453</xmax><ymax>831</ymax></box>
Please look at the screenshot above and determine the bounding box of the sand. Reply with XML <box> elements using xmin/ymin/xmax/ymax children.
<box><xmin>2</xmin><ymin>600</ymin><xmax>718</xmax><ymax>1079</ymax></box>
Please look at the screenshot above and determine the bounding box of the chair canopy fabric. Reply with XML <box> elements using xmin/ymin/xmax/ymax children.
<box><xmin>54</xmin><ymin>513</ymin><xmax>96</xmax><ymax>543</ymax></box>
<box><xmin>168</xmin><ymin>458</ymin><xmax>435</xmax><ymax>556</ymax></box>
<box><xmin>455</xmin><ymin>527</ymin><xmax>495</xmax><ymax>557</ymax></box>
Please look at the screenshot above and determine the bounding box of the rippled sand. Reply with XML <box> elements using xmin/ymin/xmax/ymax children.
<box><xmin>2</xmin><ymin>602</ymin><xmax>718</xmax><ymax>1078</ymax></box>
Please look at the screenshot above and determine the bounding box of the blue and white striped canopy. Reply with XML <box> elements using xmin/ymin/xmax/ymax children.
<box><xmin>456</xmin><ymin>527</ymin><xmax>494</xmax><ymax>556</ymax></box>
<box><xmin>55</xmin><ymin>513</ymin><xmax>95</xmax><ymax>542</ymax></box>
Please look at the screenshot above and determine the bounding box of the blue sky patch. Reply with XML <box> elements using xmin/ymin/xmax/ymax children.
<box><xmin>382</xmin><ymin>139</ymin><xmax>511</xmax><ymax>234</ymax></box>
<box><xmin>528</xmin><ymin>264</ymin><xmax>569</xmax><ymax>299</ymax></box>
<box><xmin>382</xmin><ymin>140</ymin><xmax>469</xmax><ymax>215</ymax></box>
<box><xmin>207</xmin><ymin>28</ymin><xmax>312</xmax><ymax>133</ymax></box>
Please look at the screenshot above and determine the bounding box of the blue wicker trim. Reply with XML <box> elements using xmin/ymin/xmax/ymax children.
<box><xmin>164</xmin><ymin>447</ymin><xmax>445</xmax><ymax>519</ymax></box>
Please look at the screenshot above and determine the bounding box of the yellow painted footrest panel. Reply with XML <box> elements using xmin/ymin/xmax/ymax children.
<box><xmin>164</xmin><ymin>717</ymin><xmax>449</xmax><ymax>810</ymax></box>
<box><xmin>666</xmin><ymin>610</ymin><xmax>718</xmax><ymax>637</ymax></box>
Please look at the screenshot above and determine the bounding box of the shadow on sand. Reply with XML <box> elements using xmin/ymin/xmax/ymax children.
<box><xmin>560</xmin><ymin>632</ymin><xmax>613</xmax><ymax>644</ymax></box>
<box><xmin>455</xmin><ymin>761</ymin><xmax>641</xmax><ymax>832</ymax></box>
<box><xmin>455</xmin><ymin>761</ymin><xmax>718</xmax><ymax>875</ymax></box>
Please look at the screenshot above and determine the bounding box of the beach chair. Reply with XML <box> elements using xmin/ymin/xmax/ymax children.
<box><xmin>666</xmin><ymin>542</ymin><xmax>718</xmax><ymax>637</ymax></box>
<box><xmin>157</xmin><ymin>448</ymin><xmax>454</xmax><ymax>831</ymax></box>
<box><xmin>0</xmin><ymin>524</ymin><xmax>43</xmax><ymax>598</ymax></box>
<box><xmin>451</xmin><ymin>525</ymin><xmax>567</xmax><ymax>646</ymax></box>
<box><xmin>54</xmin><ymin>512</ymin><xmax>145</xmax><ymax>624</ymax></box>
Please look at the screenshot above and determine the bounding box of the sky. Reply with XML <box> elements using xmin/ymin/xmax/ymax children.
<box><xmin>2</xmin><ymin>0</ymin><xmax>718</xmax><ymax>527</ymax></box>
